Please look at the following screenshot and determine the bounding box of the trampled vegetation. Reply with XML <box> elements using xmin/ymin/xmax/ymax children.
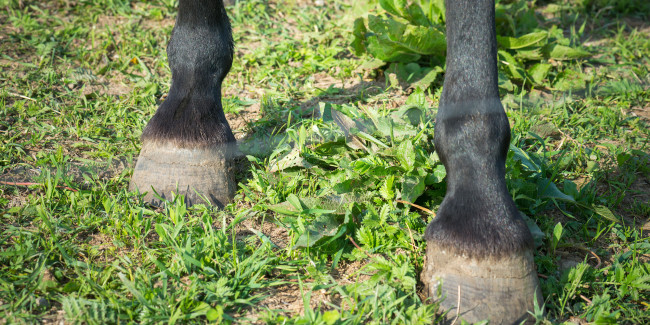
<box><xmin>1</xmin><ymin>0</ymin><xmax>649</xmax><ymax>324</ymax></box>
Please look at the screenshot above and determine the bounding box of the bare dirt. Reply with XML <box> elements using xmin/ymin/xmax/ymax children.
<box><xmin>239</xmin><ymin>260</ymin><xmax>371</xmax><ymax>323</ymax></box>
<box><xmin>229</xmin><ymin>213</ymin><xmax>374</xmax><ymax>322</ymax></box>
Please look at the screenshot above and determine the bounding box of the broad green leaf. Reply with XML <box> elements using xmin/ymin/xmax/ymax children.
<box><xmin>366</xmin><ymin>36</ymin><xmax>421</xmax><ymax>63</ymax></box>
<box><xmin>371</xmin><ymin>116</ymin><xmax>394</xmax><ymax>138</ymax></box>
<box><xmin>269</xmin><ymin>147</ymin><xmax>314</xmax><ymax>172</ymax></box>
<box><xmin>323</xmin><ymin>310</ymin><xmax>340</xmax><ymax>325</ymax></box>
<box><xmin>398</xmin><ymin>24</ymin><xmax>446</xmax><ymax>55</ymax></box>
<box><xmin>498</xmin><ymin>50</ymin><xmax>525</xmax><ymax>80</ymax></box>
<box><xmin>426</xmin><ymin>0</ymin><xmax>445</xmax><ymax>23</ymax></box>
<box><xmin>287</xmin><ymin>194</ymin><xmax>305</xmax><ymax>211</ymax></box>
<box><xmin>544</xmin><ymin>44</ymin><xmax>590</xmax><ymax>60</ymax></box>
<box><xmin>333</xmin><ymin>179</ymin><xmax>358</xmax><ymax>194</ymax></box>
<box><xmin>397</xmin><ymin>106</ymin><xmax>425</xmax><ymax>126</ymax></box>
<box><xmin>528</xmin><ymin>63</ymin><xmax>552</xmax><ymax>85</ymax></box>
<box><xmin>328</xmin><ymin>102</ymin><xmax>364</xmax><ymax>120</ymax></box>
<box><xmin>154</xmin><ymin>224</ymin><xmax>167</xmax><ymax>241</ymax></box>
<box><xmin>425</xmin><ymin>164</ymin><xmax>446</xmax><ymax>184</ymax></box>
<box><xmin>593</xmin><ymin>205</ymin><xmax>620</xmax><ymax>223</ymax></box>
<box><xmin>561</xmin><ymin>180</ymin><xmax>580</xmax><ymax>199</ymax></box>
<box><xmin>400</xmin><ymin>175</ymin><xmax>425</xmax><ymax>203</ymax></box>
<box><xmin>359</xmin><ymin>58</ymin><xmax>387</xmax><ymax>70</ymax></box>
<box><xmin>356</xmin><ymin>131</ymin><xmax>390</xmax><ymax>148</ymax></box>
<box><xmin>365</xmin><ymin>15</ymin><xmax>445</xmax><ymax>62</ymax></box>
<box><xmin>267</xmin><ymin>204</ymin><xmax>301</xmax><ymax>217</ymax></box>
<box><xmin>515</xmin><ymin>48</ymin><xmax>544</xmax><ymax>60</ymax></box>
<box><xmin>403</xmin><ymin>2</ymin><xmax>431</xmax><ymax>26</ymax></box>
<box><xmin>510</xmin><ymin>144</ymin><xmax>542</xmax><ymax>173</ymax></box>
<box><xmin>551</xmin><ymin>222</ymin><xmax>563</xmax><ymax>251</ymax></box>
<box><xmin>314</xmin><ymin>138</ymin><xmax>349</xmax><ymax>156</ymax></box>
<box><xmin>405</xmin><ymin>86</ymin><xmax>426</xmax><ymax>107</ymax></box>
<box><xmin>367</xmin><ymin>14</ymin><xmax>405</xmax><ymax>38</ymax></box>
<box><xmin>379</xmin><ymin>0</ymin><xmax>430</xmax><ymax>26</ymax></box>
<box><xmin>62</xmin><ymin>280</ymin><xmax>81</xmax><ymax>293</ymax></box>
<box><xmin>268</xmin><ymin>195</ymin><xmax>366</xmax><ymax>215</ymax></box>
<box><xmin>206</xmin><ymin>306</ymin><xmax>224</xmax><ymax>322</ymax></box>
<box><xmin>294</xmin><ymin>214</ymin><xmax>345</xmax><ymax>247</ymax></box>
<box><xmin>537</xmin><ymin>178</ymin><xmax>575</xmax><ymax>202</ymax></box>
<box><xmin>397</xmin><ymin>140</ymin><xmax>416</xmax><ymax>171</ymax></box>
<box><xmin>379</xmin><ymin>0</ymin><xmax>407</xmax><ymax>20</ymax></box>
<box><xmin>385</xmin><ymin>62</ymin><xmax>441</xmax><ymax>90</ymax></box>
<box><xmin>497</xmin><ymin>31</ymin><xmax>547</xmax><ymax>49</ymax></box>
<box><xmin>351</xmin><ymin>18</ymin><xmax>368</xmax><ymax>56</ymax></box>
<box><xmin>373</xmin><ymin>113</ymin><xmax>419</xmax><ymax>139</ymax></box>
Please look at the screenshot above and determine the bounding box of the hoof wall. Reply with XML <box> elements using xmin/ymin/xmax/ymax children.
<box><xmin>130</xmin><ymin>141</ymin><xmax>236</xmax><ymax>208</ymax></box>
<box><xmin>422</xmin><ymin>243</ymin><xmax>543</xmax><ymax>324</ymax></box>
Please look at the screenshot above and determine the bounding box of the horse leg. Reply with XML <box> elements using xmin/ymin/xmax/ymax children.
<box><xmin>421</xmin><ymin>0</ymin><xmax>543</xmax><ymax>323</ymax></box>
<box><xmin>131</xmin><ymin>0</ymin><xmax>236</xmax><ymax>208</ymax></box>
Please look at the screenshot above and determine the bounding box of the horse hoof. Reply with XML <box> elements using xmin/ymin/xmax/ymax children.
<box><xmin>421</xmin><ymin>242</ymin><xmax>543</xmax><ymax>324</ymax></box>
<box><xmin>130</xmin><ymin>141</ymin><xmax>236</xmax><ymax>208</ymax></box>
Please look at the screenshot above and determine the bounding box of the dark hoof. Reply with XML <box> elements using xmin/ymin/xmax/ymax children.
<box><xmin>422</xmin><ymin>242</ymin><xmax>543</xmax><ymax>324</ymax></box>
<box><xmin>130</xmin><ymin>141</ymin><xmax>236</xmax><ymax>208</ymax></box>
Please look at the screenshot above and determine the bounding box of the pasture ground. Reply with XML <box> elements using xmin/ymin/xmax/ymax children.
<box><xmin>1</xmin><ymin>0</ymin><xmax>649</xmax><ymax>324</ymax></box>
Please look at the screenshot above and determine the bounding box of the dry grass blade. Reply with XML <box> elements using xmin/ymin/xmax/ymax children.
<box><xmin>396</xmin><ymin>200</ymin><xmax>436</xmax><ymax>216</ymax></box>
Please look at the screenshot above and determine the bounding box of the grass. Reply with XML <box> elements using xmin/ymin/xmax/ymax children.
<box><xmin>1</xmin><ymin>0</ymin><xmax>649</xmax><ymax>324</ymax></box>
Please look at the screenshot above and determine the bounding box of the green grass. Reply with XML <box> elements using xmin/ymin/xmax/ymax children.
<box><xmin>1</xmin><ymin>0</ymin><xmax>649</xmax><ymax>324</ymax></box>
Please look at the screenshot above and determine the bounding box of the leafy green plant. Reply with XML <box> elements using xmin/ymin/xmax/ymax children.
<box><xmin>253</xmin><ymin>89</ymin><xmax>442</xmax><ymax>252</ymax></box>
<box><xmin>352</xmin><ymin>0</ymin><xmax>591</xmax><ymax>90</ymax></box>
<box><xmin>550</xmin><ymin>222</ymin><xmax>564</xmax><ymax>254</ymax></box>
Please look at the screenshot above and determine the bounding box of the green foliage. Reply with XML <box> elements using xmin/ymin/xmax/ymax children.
<box><xmin>551</xmin><ymin>222</ymin><xmax>564</xmax><ymax>253</ymax></box>
<box><xmin>246</xmin><ymin>88</ymin><xmax>440</xmax><ymax>256</ymax></box>
<box><xmin>352</xmin><ymin>0</ymin><xmax>591</xmax><ymax>90</ymax></box>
